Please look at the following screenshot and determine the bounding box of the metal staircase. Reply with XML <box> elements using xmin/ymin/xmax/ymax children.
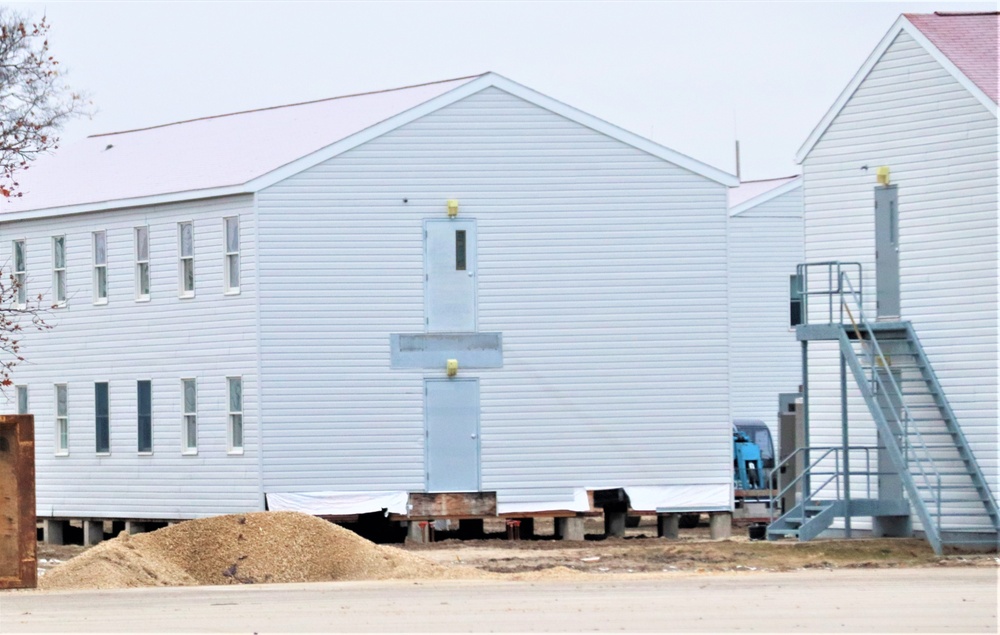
<box><xmin>767</xmin><ymin>262</ymin><xmax>999</xmax><ymax>553</ymax></box>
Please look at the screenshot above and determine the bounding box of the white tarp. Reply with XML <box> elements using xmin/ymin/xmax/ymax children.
<box><xmin>496</xmin><ymin>488</ymin><xmax>591</xmax><ymax>515</ymax></box>
<box><xmin>266</xmin><ymin>491</ymin><xmax>409</xmax><ymax>516</ymax></box>
<box><xmin>626</xmin><ymin>484</ymin><xmax>733</xmax><ymax>513</ymax></box>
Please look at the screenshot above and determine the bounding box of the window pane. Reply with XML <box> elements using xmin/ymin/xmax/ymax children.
<box><xmin>137</xmin><ymin>381</ymin><xmax>152</xmax><ymax>452</ymax></box>
<box><xmin>16</xmin><ymin>273</ymin><xmax>25</xmax><ymax>305</ymax></box>
<box><xmin>94</xmin><ymin>232</ymin><xmax>107</xmax><ymax>265</ymax></box>
<box><xmin>183</xmin><ymin>380</ymin><xmax>196</xmax><ymax>413</ymax></box>
<box><xmin>180</xmin><ymin>223</ymin><xmax>193</xmax><ymax>257</ymax></box>
<box><xmin>455</xmin><ymin>230</ymin><xmax>466</xmax><ymax>271</ymax></box>
<box><xmin>227</xmin><ymin>254</ymin><xmax>240</xmax><ymax>289</ymax></box>
<box><xmin>228</xmin><ymin>378</ymin><xmax>242</xmax><ymax>411</ymax></box>
<box><xmin>225</xmin><ymin>218</ymin><xmax>239</xmax><ymax>252</ymax></box>
<box><xmin>16</xmin><ymin>386</ymin><xmax>27</xmax><ymax>415</ymax></box>
<box><xmin>139</xmin><ymin>263</ymin><xmax>150</xmax><ymax>296</ymax></box>
<box><xmin>59</xmin><ymin>420</ymin><xmax>68</xmax><ymax>451</ymax></box>
<box><xmin>185</xmin><ymin>415</ymin><xmax>197</xmax><ymax>449</ymax></box>
<box><xmin>56</xmin><ymin>385</ymin><xmax>67</xmax><ymax>416</ymax></box>
<box><xmin>54</xmin><ymin>237</ymin><xmax>65</xmax><ymax>268</ymax></box>
<box><xmin>136</xmin><ymin>227</ymin><xmax>149</xmax><ymax>261</ymax></box>
<box><xmin>231</xmin><ymin>414</ymin><xmax>243</xmax><ymax>449</ymax></box>
<box><xmin>183</xmin><ymin>259</ymin><xmax>194</xmax><ymax>292</ymax></box>
<box><xmin>96</xmin><ymin>267</ymin><xmax>108</xmax><ymax>299</ymax></box>
<box><xmin>95</xmin><ymin>383</ymin><xmax>109</xmax><ymax>453</ymax></box>
<box><xmin>55</xmin><ymin>270</ymin><xmax>66</xmax><ymax>302</ymax></box>
<box><xmin>14</xmin><ymin>241</ymin><xmax>25</xmax><ymax>272</ymax></box>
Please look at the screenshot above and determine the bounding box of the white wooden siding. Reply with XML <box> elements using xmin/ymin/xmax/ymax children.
<box><xmin>802</xmin><ymin>31</ymin><xmax>999</xmax><ymax>512</ymax></box>
<box><xmin>0</xmin><ymin>195</ymin><xmax>261</xmax><ymax>519</ymax></box>
<box><xmin>728</xmin><ymin>186</ymin><xmax>804</xmax><ymax>441</ymax></box>
<box><xmin>257</xmin><ymin>87</ymin><xmax>731</xmax><ymax>505</ymax></box>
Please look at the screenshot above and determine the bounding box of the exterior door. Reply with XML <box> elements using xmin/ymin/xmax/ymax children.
<box><xmin>425</xmin><ymin>219</ymin><xmax>477</xmax><ymax>332</ymax></box>
<box><xmin>425</xmin><ymin>379</ymin><xmax>480</xmax><ymax>492</ymax></box>
<box><xmin>874</xmin><ymin>185</ymin><xmax>900</xmax><ymax>319</ymax></box>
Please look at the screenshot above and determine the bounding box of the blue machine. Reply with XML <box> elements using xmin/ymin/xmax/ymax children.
<box><xmin>733</xmin><ymin>429</ymin><xmax>766</xmax><ymax>490</ymax></box>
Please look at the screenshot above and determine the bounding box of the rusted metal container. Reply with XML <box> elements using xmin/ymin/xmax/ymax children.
<box><xmin>0</xmin><ymin>415</ymin><xmax>36</xmax><ymax>589</ymax></box>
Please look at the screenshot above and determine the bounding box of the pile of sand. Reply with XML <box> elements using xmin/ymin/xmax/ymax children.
<box><xmin>41</xmin><ymin>511</ymin><xmax>466</xmax><ymax>590</ymax></box>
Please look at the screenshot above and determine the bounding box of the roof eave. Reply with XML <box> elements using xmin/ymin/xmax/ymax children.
<box><xmin>728</xmin><ymin>177</ymin><xmax>803</xmax><ymax>217</ymax></box>
<box><xmin>795</xmin><ymin>15</ymin><xmax>998</xmax><ymax>165</ymax></box>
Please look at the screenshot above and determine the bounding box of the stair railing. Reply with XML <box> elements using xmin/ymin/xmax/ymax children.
<box><xmin>768</xmin><ymin>445</ymin><xmax>879</xmax><ymax>527</ymax></box>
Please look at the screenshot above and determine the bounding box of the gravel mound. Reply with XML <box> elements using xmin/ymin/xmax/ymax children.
<box><xmin>42</xmin><ymin>511</ymin><xmax>461</xmax><ymax>590</ymax></box>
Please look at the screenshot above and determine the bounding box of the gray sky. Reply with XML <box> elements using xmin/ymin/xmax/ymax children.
<box><xmin>15</xmin><ymin>1</ymin><xmax>998</xmax><ymax>181</ymax></box>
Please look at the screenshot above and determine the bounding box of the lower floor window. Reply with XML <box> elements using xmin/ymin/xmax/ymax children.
<box><xmin>137</xmin><ymin>380</ymin><xmax>152</xmax><ymax>453</ymax></box>
<box><xmin>55</xmin><ymin>384</ymin><xmax>68</xmax><ymax>454</ymax></box>
<box><xmin>182</xmin><ymin>379</ymin><xmax>197</xmax><ymax>452</ymax></box>
<box><xmin>227</xmin><ymin>377</ymin><xmax>243</xmax><ymax>453</ymax></box>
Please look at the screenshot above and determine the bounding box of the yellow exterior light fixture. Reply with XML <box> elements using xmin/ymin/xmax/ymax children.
<box><xmin>876</xmin><ymin>166</ymin><xmax>891</xmax><ymax>185</ymax></box>
<box><xmin>446</xmin><ymin>359</ymin><xmax>459</xmax><ymax>377</ymax></box>
<box><xmin>447</xmin><ymin>199</ymin><xmax>459</xmax><ymax>217</ymax></box>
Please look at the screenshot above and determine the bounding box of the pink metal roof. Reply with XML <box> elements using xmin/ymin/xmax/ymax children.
<box><xmin>904</xmin><ymin>12</ymin><xmax>999</xmax><ymax>104</ymax></box>
<box><xmin>727</xmin><ymin>175</ymin><xmax>800</xmax><ymax>209</ymax></box>
<box><xmin>2</xmin><ymin>75</ymin><xmax>482</xmax><ymax>213</ymax></box>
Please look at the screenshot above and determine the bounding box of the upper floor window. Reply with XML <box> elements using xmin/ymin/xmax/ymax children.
<box><xmin>223</xmin><ymin>217</ymin><xmax>240</xmax><ymax>294</ymax></box>
<box><xmin>55</xmin><ymin>384</ymin><xmax>68</xmax><ymax>455</ymax></box>
<box><xmin>178</xmin><ymin>222</ymin><xmax>194</xmax><ymax>298</ymax></box>
<box><xmin>52</xmin><ymin>236</ymin><xmax>67</xmax><ymax>307</ymax></box>
<box><xmin>16</xmin><ymin>385</ymin><xmax>28</xmax><ymax>415</ymax></box>
<box><xmin>13</xmin><ymin>239</ymin><xmax>26</xmax><ymax>308</ymax></box>
<box><xmin>135</xmin><ymin>226</ymin><xmax>150</xmax><ymax>301</ymax></box>
<box><xmin>93</xmin><ymin>231</ymin><xmax>108</xmax><ymax>304</ymax></box>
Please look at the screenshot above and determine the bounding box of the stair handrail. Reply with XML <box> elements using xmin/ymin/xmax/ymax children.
<box><xmin>838</xmin><ymin>273</ymin><xmax>945</xmax><ymax>538</ymax></box>
<box><xmin>768</xmin><ymin>445</ymin><xmax>879</xmax><ymax>526</ymax></box>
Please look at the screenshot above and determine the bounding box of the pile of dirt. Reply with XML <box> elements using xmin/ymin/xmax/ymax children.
<box><xmin>41</xmin><ymin>511</ymin><xmax>463</xmax><ymax>590</ymax></box>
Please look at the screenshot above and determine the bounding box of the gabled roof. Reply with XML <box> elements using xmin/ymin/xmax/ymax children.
<box><xmin>2</xmin><ymin>72</ymin><xmax>736</xmax><ymax>221</ymax></box>
<box><xmin>796</xmin><ymin>12</ymin><xmax>998</xmax><ymax>164</ymax></box>
<box><xmin>728</xmin><ymin>175</ymin><xmax>802</xmax><ymax>217</ymax></box>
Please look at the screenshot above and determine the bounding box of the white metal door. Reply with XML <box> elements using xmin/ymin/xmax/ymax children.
<box><xmin>425</xmin><ymin>378</ymin><xmax>480</xmax><ymax>492</ymax></box>
<box><xmin>425</xmin><ymin>219</ymin><xmax>477</xmax><ymax>332</ymax></box>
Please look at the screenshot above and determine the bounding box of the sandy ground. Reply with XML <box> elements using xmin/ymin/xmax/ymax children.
<box><xmin>2</xmin><ymin>569</ymin><xmax>996</xmax><ymax>633</ymax></box>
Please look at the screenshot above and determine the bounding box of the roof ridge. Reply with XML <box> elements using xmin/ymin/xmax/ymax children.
<box><xmin>930</xmin><ymin>11</ymin><xmax>1000</xmax><ymax>16</ymax></box>
<box><xmin>89</xmin><ymin>73</ymin><xmax>488</xmax><ymax>139</ymax></box>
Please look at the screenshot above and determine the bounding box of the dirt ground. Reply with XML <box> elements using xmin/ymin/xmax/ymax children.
<box><xmin>35</xmin><ymin>515</ymin><xmax>997</xmax><ymax>581</ymax></box>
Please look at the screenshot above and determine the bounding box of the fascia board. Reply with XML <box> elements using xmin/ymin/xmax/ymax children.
<box><xmin>728</xmin><ymin>178</ymin><xmax>803</xmax><ymax>217</ymax></box>
<box><xmin>0</xmin><ymin>185</ymin><xmax>252</xmax><ymax>223</ymax></box>
<box><xmin>796</xmin><ymin>15</ymin><xmax>997</xmax><ymax>165</ymax></box>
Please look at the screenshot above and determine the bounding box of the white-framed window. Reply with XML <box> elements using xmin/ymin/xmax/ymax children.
<box><xmin>223</xmin><ymin>217</ymin><xmax>240</xmax><ymax>294</ymax></box>
<box><xmin>93</xmin><ymin>231</ymin><xmax>108</xmax><ymax>304</ymax></box>
<box><xmin>55</xmin><ymin>383</ymin><xmax>68</xmax><ymax>455</ymax></box>
<box><xmin>95</xmin><ymin>382</ymin><xmax>110</xmax><ymax>454</ymax></box>
<box><xmin>181</xmin><ymin>378</ymin><xmax>197</xmax><ymax>453</ymax></box>
<box><xmin>178</xmin><ymin>222</ymin><xmax>194</xmax><ymax>298</ymax></box>
<box><xmin>52</xmin><ymin>236</ymin><xmax>67</xmax><ymax>307</ymax></box>
<box><xmin>135</xmin><ymin>226</ymin><xmax>150</xmax><ymax>301</ymax></box>
<box><xmin>137</xmin><ymin>379</ymin><xmax>152</xmax><ymax>454</ymax></box>
<box><xmin>13</xmin><ymin>239</ymin><xmax>26</xmax><ymax>308</ymax></box>
<box><xmin>16</xmin><ymin>385</ymin><xmax>28</xmax><ymax>415</ymax></box>
<box><xmin>227</xmin><ymin>376</ymin><xmax>243</xmax><ymax>454</ymax></box>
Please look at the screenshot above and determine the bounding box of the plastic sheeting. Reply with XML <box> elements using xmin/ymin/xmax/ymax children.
<box><xmin>266</xmin><ymin>491</ymin><xmax>408</xmax><ymax>516</ymax></box>
<box><xmin>625</xmin><ymin>484</ymin><xmax>732</xmax><ymax>513</ymax></box>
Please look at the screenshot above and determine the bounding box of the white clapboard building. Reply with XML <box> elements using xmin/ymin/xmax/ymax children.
<box><xmin>1</xmin><ymin>73</ymin><xmax>741</xmax><ymax>532</ymax></box>
<box><xmin>778</xmin><ymin>12</ymin><xmax>998</xmax><ymax>551</ymax></box>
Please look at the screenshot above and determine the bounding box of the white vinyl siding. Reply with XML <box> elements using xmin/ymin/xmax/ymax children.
<box><xmin>52</xmin><ymin>236</ymin><xmax>67</xmax><ymax>306</ymax></box>
<box><xmin>257</xmin><ymin>87</ymin><xmax>731</xmax><ymax>507</ymax></box>
<box><xmin>13</xmin><ymin>239</ymin><xmax>26</xmax><ymax>307</ymax></box>
<box><xmin>178</xmin><ymin>222</ymin><xmax>195</xmax><ymax>297</ymax></box>
<box><xmin>0</xmin><ymin>195</ymin><xmax>260</xmax><ymax>519</ymax></box>
<box><xmin>728</xmin><ymin>185</ymin><xmax>804</xmax><ymax>440</ymax></box>
<box><xmin>801</xmin><ymin>31</ymin><xmax>999</xmax><ymax>517</ymax></box>
<box><xmin>135</xmin><ymin>226</ymin><xmax>150</xmax><ymax>301</ymax></box>
<box><xmin>93</xmin><ymin>231</ymin><xmax>108</xmax><ymax>304</ymax></box>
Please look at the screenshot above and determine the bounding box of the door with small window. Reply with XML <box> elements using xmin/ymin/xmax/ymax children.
<box><xmin>424</xmin><ymin>219</ymin><xmax>477</xmax><ymax>332</ymax></box>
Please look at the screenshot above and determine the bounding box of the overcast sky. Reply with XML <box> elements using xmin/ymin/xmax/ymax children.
<box><xmin>13</xmin><ymin>1</ymin><xmax>998</xmax><ymax>181</ymax></box>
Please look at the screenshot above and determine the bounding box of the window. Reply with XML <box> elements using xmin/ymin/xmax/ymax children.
<box><xmin>93</xmin><ymin>231</ymin><xmax>107</xmax><ymax>304</ymax></box>
<box><xmin>137</xmin><ymin>380</ymin><xmax>152</xmax><ymax>453</ymax></box>
<box><xmin>182</xmin><ymin>378</ymin><xmax>197</xmax><ymax>453</ymax></box>
<box><xmin>13</xmin><ymin>240</ymin><xmax>26</xmax><ymax>308</ymax></box>
<box><xmin>95</xmin><ymin>382</ymin><xmax>109</xmax><ymax>454</ymax></box>
<box><xmin>55</xmin><ymin>384</ymin><xmax>68</xmax><ymax>455</ymax></box>
<box><xmin>52</xmin><ymin>236</ymin><xmax>67</xmax><ymax>306</ymax></box>
<box><xmin>223</xmin><ymin>217</ymin><xmax>240</xmax><ymax>293</ymax></box>
<box><xmin>135</xmin><ymin>226</ymin><xmax>150</xmax><ymax>300</ymax></box>
<box><xmin>455</xmin><ymin>230</ymin><xmax>467</xmax><ymax>271</ymax></box>
<box><xmin>227</xmin><ymin>377</ymin><xmax>243</xmax><ymax>453</ymax></box>
<box><xmin>16</xmin><ymin>385</ymin><xmax>28</xmax><ymax>415</ymax></box>
<box><xmin>178</xmin><ymin>222</ymin><xmax>194</xmax><ymax>297</ymax></box>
